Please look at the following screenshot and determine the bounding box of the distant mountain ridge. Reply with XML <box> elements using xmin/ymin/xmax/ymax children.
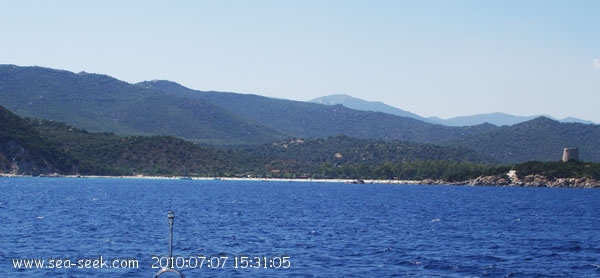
<box><xmin>136</xmin><ymin>80</ymin><xmax>495</xmax><ymax>143</ymax></box>
<box><xmin>0</xmin><ymin>65</ymin><xmax>284</xmax><ymax>144</ymax></box>
<box><xmin>310</xmin><ymin>94</ymin><xmax>595</xmax><ymax>126</ymax></box>
<box><xmin>2</xmin><ymin>65</ymin><xmax>600</xmax><ymax>163</ymax></box>
<box><xmin>309</xmin><ymin>94</ymin><xmax>433</xmax><ymax>123</ymax></box>
<box><xmin>431</xmin><ymin>113</ymin><xmax>596</xmax><ymax>126</ymax></box>
<box><xmin>2</xmin><ymin>65</ymin><xmax>494</xmax><ymax>145</ymax></box>
<box><xmin>429</xmin><ymin>112</ymin><xmax>538</xmax><ymax>126</ymax></box>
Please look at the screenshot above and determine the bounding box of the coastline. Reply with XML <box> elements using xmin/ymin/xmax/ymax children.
<box><xmin>1</xmin><ymin>173</ymin><xmax>599</xmax><ymax>188</ymax></box>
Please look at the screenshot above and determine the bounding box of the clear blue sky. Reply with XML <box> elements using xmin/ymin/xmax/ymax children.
<box><xmin>2</xmin><ymin>0</ymin><xmax>599</xmax><ymax>122</ymax></box>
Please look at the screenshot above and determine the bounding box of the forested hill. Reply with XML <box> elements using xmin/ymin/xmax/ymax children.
<box><xmin>139</xmin><ymin>79</ymin><xmax>600</xmax><ymax>163</ymax></box>
<box><xmin>3</xmin><ymin>105</ymin><xmax>600</xmax><ymax>182</ymax></box>
<box><xmin>0</xmin><ymin>105</ymin><xmax>74</xmax><ymax>175</ymax></box>
<box><xmin>137</xmin><ymin>79</ymin><xmax>496</xmax><ymax>142</ymax></box>
<box><xmin>2</xmin><ymin>65</ymin><xmax>600</xmax><ymax>163</ymax></box>
<box><xmin>4</xmin><ymin>109</ymin><xmax>495</xmax><ymax>177</ymax></box>
<box><xmin>0</xmin><ymin>65</ymin><xmax>285</xmax><ymax>144</ymax></box>
<box><xmin>448</xmin><ymin>117</ymin><xmax>600</xmax><ymax>163</ymax></box>
<box><xmin>0</xmin><ymin>65</ymin><xmax>495</xmax><ymax>145</ymax></box>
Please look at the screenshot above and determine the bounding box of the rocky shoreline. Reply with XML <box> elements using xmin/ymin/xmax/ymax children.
<box><xmin>422</xmin><ymin>174</ymin><xmax>600</xmax><ymax>188</ymax></box>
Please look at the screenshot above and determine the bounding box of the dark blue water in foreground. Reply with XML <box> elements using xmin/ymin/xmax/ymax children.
<box><xmin>1</xmin><ymin>178</ymin><xmax>600</xmax><ymax>277</ymax></box>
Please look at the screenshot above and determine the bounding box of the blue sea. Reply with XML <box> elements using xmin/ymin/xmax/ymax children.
<box><xmin>1</xmin><ymin>177</ymin><xmax>600</xmax><ymax>277</ymax></box>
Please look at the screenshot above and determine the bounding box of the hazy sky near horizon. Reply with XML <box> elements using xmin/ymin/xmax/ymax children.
<box><xmin>2</xmin><ymin>1</ymin><xmax>600</xmax><ymax>122</ymax></box>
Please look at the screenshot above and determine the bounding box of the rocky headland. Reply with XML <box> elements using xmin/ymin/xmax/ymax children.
<box><xmin>423</xmin><ymin>172</ymin><xmax>600</xmax><ymax>188</ymax></box>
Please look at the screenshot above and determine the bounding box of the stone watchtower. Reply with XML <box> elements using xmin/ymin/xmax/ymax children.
<box><xmin>562</xmin><ymin>147</ymin><xmax>579</xmax><ymax>162</ymax></box>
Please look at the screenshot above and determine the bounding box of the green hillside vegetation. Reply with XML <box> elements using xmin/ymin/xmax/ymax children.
<box><xmin>317</xmin><ymin>160</ymin><xmax>511</xmax><ymax>181</ymax></box>
<box><xmin>2</xmin><ymin>65</ymin><xmax>600</xmax><ymax>164</ymax></box>
<box><xmin>139</xmin><ymin>80</ymin><xmax>496</xmax><ymax>143</ymax></box>
<box><xmin>513</xmin><ymin>160</ymin><xmax>600</xmax><ymax>180</ymax></box>
<box><xmin>26</xmin><ymin>116</ymin><xmax>600</xmax><ymax>181</ymax></box>
<box><xmin>30</xmin><ymin>119</ymin><xmax>496</xmax><ymax>177</ymax></box>
<box><xmin>0</xmin><ymin>106</ymin><xmax>74</xmax><ymax>175</ymax></box>
<box><xmin>140</xmin><ymin>80</ymin><xmax>600</xmax><ymax>163</ymax></box>
<box><xmin>30</xmin><ymin>119</ymin><xmax>241</xmax><ymax>176</ymax></box>
<box><xmin>448</xmin><ymin>117</ymin><xmax>600</xmax><ymax>162</ymax></box>
<box><xmin>2</xmin><ymin>104</ymin><xmax>600</xmax><ymax>181</ymax></box>
<box><xmin>241</xmin><ymin>135</ymin><xmax>495</xmax><ymax>167</ymax></box>
<box><xmin>0</xmin><ymin>65</ymin><xmax>284</xmax><ymax>144</ymax></box>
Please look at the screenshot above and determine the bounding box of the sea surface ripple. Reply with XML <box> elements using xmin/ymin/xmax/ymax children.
<box><xmin>1</xmin><ymin>178</ymin><xmax>600</xmax><ymax>277</ymax></box>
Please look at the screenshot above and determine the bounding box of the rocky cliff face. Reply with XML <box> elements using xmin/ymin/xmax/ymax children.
<box><xmin>0</xmin><ymin>140</ymin><xmax>59</xmax><ymax>176</ymax></box>
<box><xmin>1</xmin><ymin>105</ymin><xmax>73</xmax><ymax>176</ymax></box>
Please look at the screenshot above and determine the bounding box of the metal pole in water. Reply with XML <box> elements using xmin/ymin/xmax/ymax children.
<box><xmin>168</xmin><ymin>210</ymin><xmax>174</xmax><ymax>269</ymax></box>
<box><xmin>153</xmin><ymin>210</ymin><xmax>184</xmax><ymax>278</ymax></box>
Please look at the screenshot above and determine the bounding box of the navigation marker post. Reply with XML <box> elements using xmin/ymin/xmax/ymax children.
<box><xmin>153</xmin><ymin>210</ymin><xmax>185</xmax><ymax>278</ymax></box>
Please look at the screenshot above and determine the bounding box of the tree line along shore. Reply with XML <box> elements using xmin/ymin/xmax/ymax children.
<box><xmin>2</xmin><ymin>105</ymin><xmax>600</xmax><ymax>188</ymax></box>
